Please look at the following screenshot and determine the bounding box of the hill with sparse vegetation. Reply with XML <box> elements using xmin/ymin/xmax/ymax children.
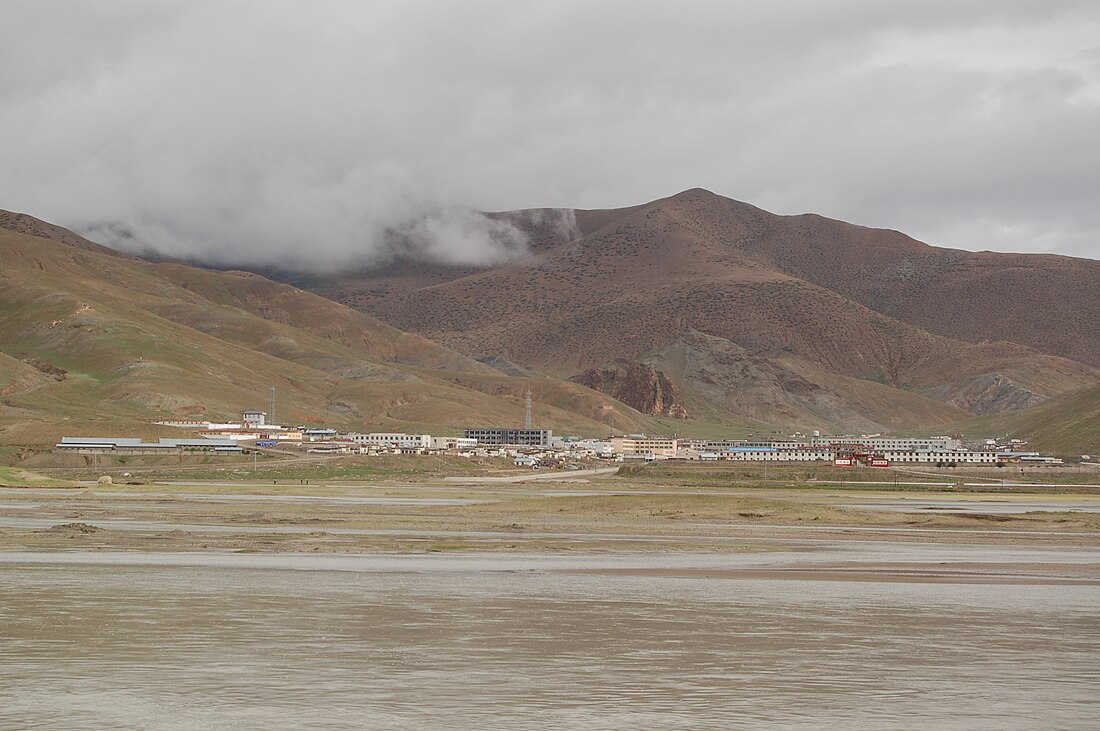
<box><xmin>305</xmin><ymin>189</ymin><xmax>1099</xmax><ymax>434</ymax></box>
<box><xmin>0</xmin><ymin>213</ymin><xmax>678</xmax><ymax>445</ymax></box>
<box><xmin>952</xmin><ymin>383</ymin><xmax>1100</xmax><ymax>456</ymax></box>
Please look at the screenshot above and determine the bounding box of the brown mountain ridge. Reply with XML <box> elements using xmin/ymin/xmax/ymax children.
<box><xmin>0</xmin><ymin>211</ymin><xmax>677</xmax><ymax>444</ymax></box>
<box><xmin>309</xmin><ymin>189</ymin><xmax>1099</xmax><ymax>432</ymax></box>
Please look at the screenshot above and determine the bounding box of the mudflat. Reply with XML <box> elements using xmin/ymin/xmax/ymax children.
<box><xmin>2</xmin><ymin>472</ymin><xmax>1099</xmax><ymax>728</ymax></box>
<box><xmin>1</xmin><ymin>549</ymin><xmax>1098</xmax><ymax>729</ymax></box>
<box><xmin>0</xmin><ymin>475</ymin><xmax>1098</xmax><ymax>556</ymax></box>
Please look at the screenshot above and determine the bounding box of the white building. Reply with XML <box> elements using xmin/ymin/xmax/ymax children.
<box><xmin>724</xmin><ymin>447</ymin><xmax>833</xmax><ymax>462</ymax></box>
<box><xmin>351</xmin><ymin>433</ymin><xmax>432</xmax><ymax>451</ymax></box>
<box><xmin>430</xmin><ymin>436</ymin><xmax>479</xmax><ymax>451</ymax></box>
<box><xmin>611</xmin><ymin>436</ymin><xmax>679</xmax><ymax>458</ymax></box>
<box><xmin>704</xmin><ymin>440</ymin><xmax>804</xmax><ymax>452</ymax></box>
<box><xmin>568</xmin><ymin>439</ymin><xmax>614</xmax><ymax>455</ymax></box>
<box><xmin>880</xmin><ymin>450</ymin><xmax>1002</xmax><ymax>464</ymax></box>
<box><xmin>242</xmin><ymin>410</ymin><xmax>267</xmax><ymax>427</ymax></box>
<box><xmin>812</xmin><ymin>435</ymin><xmax>961</xmax><ymax>451</ymax></box>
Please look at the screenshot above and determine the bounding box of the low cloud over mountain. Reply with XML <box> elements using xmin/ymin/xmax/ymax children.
<box><xmin>1</xmin><ymin>1</ymin><xmax>1098</xmax><ymax>268</ymax></box>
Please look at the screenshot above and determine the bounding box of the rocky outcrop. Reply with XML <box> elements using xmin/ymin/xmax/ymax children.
<box><xmin>637</xmin><ymin>331</ymin><xmax>972</xmax><ymax>432</ymax></box>
<box><xmin>571</xmin><ymin>362</ymin><xmax>689</xmax><ymax>419</ymax></box>
<box><xmin>476</xmin><ymin>355</ymin><xmax>539</xmax><ymax>378</ymax></box>
<box><xmin>21</xmin><ymin>358</ymin><xmax>66</xmax><ymax>381</ymax></box>
<box><xmin>929</xmin><ymin>373</ymin><xmax>1044</xmax><ymax>415</ymax></box>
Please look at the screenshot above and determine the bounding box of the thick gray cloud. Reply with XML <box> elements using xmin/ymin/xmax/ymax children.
<box><xmin>1</xmin><ymin>0</ymin><xmax>1097</xmax><ymax>268</ymax></box>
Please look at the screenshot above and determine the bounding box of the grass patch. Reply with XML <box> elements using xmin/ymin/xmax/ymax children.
<box><xmin>0</xmin><ymin>465</ymin><xmax>78</xmax><ymax>487</ymax></box>
<box><xmin>128</xmin><ymin>455</ymin><xmax>510</xmax><ymax>483</ymax></box>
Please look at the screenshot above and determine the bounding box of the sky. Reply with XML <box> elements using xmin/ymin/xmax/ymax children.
<box><xmin>1</xmin><ymin>0</ymin><xmax>1098</xmax><ymax>269</ymax></box>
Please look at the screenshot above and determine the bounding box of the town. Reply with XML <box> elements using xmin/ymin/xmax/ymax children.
<box><xmin>53</xmin><ymin>408</ymin><xmax>1072</xmax><ymax>469</ymax></box>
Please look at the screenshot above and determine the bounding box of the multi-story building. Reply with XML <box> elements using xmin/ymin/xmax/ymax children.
<box><xmin>242</xmin><ymin>410</ymin><xmax>267</xmax><ymax>427</ymax></box>
<box><xmin>351</xmin><ymin>433</ymin><xmax>432</xmax><ymax>450</ymax></box>
<box><xmin>611</xmin><ymin>436</ymin><xmax>679</xmax><ymax>458</ymax></box>
<box><xmin>704</xmin><ymin>440</ymin><xmax>804</xmax><ymax>451</ymax></box>
<box><xmin>464</xmin><ymin>428</ymin><xmax>553</xmax><ymax>447</ymax></box>
<box><xmin>430</xmin><ymin>436</ymin><xmax>479</xmax><ymax>451</ymax></box>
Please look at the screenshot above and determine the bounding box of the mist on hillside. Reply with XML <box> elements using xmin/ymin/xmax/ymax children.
<box><xmin>77</xmin><ymin>204</ymin><xmax>581</xmax><ymax>273</ymax></box>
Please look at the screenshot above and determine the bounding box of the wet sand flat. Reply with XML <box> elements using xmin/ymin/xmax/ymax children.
<box><xmin>1</xmin><ymin>549</ymin><xmax>1098</xmax><ymax>729</ymax></box>
<box><xmin>1</xmin><ymin>480</ymin><xmax>1098</xmax><ymax>556</ymax></box>
<box><xmin>2</xmin><ymin>474</ymin><xmax>1099</xmax><ymax>728</ymax></box>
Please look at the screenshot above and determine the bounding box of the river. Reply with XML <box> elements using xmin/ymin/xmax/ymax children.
<box><xmin>1</xmin><ymin>547</ymin><xmax>1097</xmax><ymax>729</ymax></box>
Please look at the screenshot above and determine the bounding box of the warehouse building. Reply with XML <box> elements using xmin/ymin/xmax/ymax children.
<box><xmin>812</xmin><ymin>436</ymin><xmax>961</xmax><ymax>451</ymax></box>
<box><xmin>54</xmin><ymin>437</ymin><xmax>242</xmax><ymax>455</ymax></box>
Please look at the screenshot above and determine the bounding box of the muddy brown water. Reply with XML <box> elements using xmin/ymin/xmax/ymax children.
<box><xmin>1</xmin><ymin>549</ymin><xmax>1098</xmax><ymax>729</ymax></box>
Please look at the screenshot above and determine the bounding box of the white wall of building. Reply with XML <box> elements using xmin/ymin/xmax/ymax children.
<box><xmin>351</xmin><ymin>433</ymin><xmax>432</xmax><ymax>450</ymax></box>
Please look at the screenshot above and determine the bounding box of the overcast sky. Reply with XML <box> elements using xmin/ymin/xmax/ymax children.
<box><xmin>2</xmin><ymin>0</ymin><xmax>1098</xmax><ymax>269</ymax></box>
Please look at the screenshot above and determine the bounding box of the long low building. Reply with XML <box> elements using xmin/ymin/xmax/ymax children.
<box><xmin>725</xmin><ymin>447</ymin><xmax>834</xmax><ymax>462</ymax></box>
<box><xmin>880</xmin><ymin>450</ymin><xmax>1003</xmax><ymax>465</ymax></box>
<box><xmin>811</xmin><ymin>436</ymin><xmax>962</xmax><ymax>451</ymax></box>
<box><xmin>55</xmin><ymin>437</ymin><xmax>243</xmax><ymax>454</ymax></box>
<box><xmin>614</xmin><ymin>439</ymin><xmax>1012</xmax><ymax>465</ymax></box>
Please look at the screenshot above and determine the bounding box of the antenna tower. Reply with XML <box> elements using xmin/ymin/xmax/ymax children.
<box><xmin>270</xmin><ymin>386</ymin><xmax>276</xmax><ymax>425</ymax></box>
<box><xmin>525</xmin><ymin>388</ymin><xmax>533</xmax><ymax>429</ymax></box>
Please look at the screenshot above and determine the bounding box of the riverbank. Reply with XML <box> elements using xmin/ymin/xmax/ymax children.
<box><xmin>1</xmin><ymin>474</ymin><xmax>1097</xmax><ymax>555</ymax></box>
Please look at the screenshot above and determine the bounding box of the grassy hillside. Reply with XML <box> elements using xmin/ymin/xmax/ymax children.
<box><xmin>950</xmin><ymin>383</ymin><xmax>1100</xmax><ymax>455</ymax></box>
<box><xmin>0</xmin><ymin>219</ymin><xmax>672</xmax><ymax>445</ymax></box>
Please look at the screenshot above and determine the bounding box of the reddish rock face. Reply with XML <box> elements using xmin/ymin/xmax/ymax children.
<box><xmin>571</xmin><ymin>362</ymin><xmax>689</xmax><ymax>419</ymax></box>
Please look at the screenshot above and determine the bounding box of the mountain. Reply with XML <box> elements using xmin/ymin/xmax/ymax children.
<box><xmin>305</xmin><ymin>189</ymin><xmax>1099</xmax><ymax>434</ymax></box>
<box><xmin>1016</xmin><ymin>384</ymin><xmax>1100</xmax><ymax>455</ymax></box>
<box><xmin>953</xmin><ymin>383</ymin><xmax>1100</xmax><ymax>456</ymax></box>
<box><xmin>0</xmin><ymin>212</ymin><xmax>671</xmax><ymax>445</ymax></box>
